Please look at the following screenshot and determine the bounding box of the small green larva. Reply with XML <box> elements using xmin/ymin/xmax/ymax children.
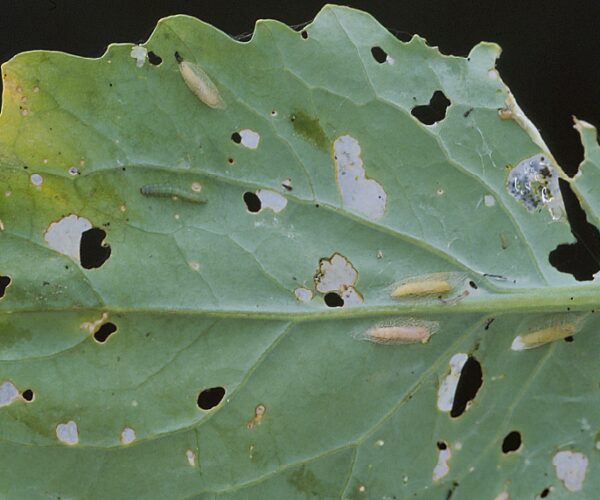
<box><xmin>140</xmin><ymin>184</ymin><xmax>207</xmax><ymax>204</ymax></box>
<box><xmin>175</xmin><ymin>52</ymin><xmax>225</xmax><ymax>109</ymax></box>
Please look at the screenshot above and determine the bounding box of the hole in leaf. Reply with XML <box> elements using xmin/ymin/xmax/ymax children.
<box><xmin>539</xmin><ymin>487</ymin><xmax>551</xmax><ymax>498</ymax></box>
<box><xmin>324</xmin><ymin>292</ymin><xmax>344</xmax><ymax>308</ymax></box>
<box><xmin>468</xmin><ymin>280</ymin><xmax>478</xmax><ymax>289</ymax></box>
<box><xmin>388</xmin><ymin>27</ymin><xmax>412</xmax><ymax>42</ymax></box>
<box><xmin>197</xmin><ymin>386</ymin><xmax>225</xmax><ymax>410</ymax></box>
<box><xmin>371</xmin><ymin>46</ymin><xmax>388</xmax><ymax>64</ymax></box>
<box><xmin>80</xmin><ymin>228</ymin><xmax>111</xmax><ymax>269</ymax></box>
<box><xmin>300</xmin><ymin>30</ymin><xmax>308</xmax><ymax>39</ymax></box>
<box><xmin>147</xmin><ymin>51</ymin><xmax>162</xmax><ymax>65</ymax></box>
<box><xmin>549</xmin><ymin>179</ymin><xmax>600</xmax><ymax>280</ymax></box>
<box><xmin>563</xmin><ymin>335</ymin><xmax>574</xmax><ymax>342</ymax></box>
<box><xmin>437</xmin><ymin>440</ymin><xmax>447</xmax><ymax>450</ymax></box>
<box><xmin>21</xmin><ymin>389</ymin><xmax>34</xmax><ymax>402</ymax></box>
<box><xmin>501</xmin><ymin>430</ymin><xmax>522</xmax><ymax>453</ymax></box>
<box><xmin>94</xmin><ymin>322</ymin><xmax>117</xmax><ymax>343</ymax></box>
<box><xmin>243</xmin><ymin>192</ymin><xmax>261</xmax><ymax>213</ymax></box>
<box><xmin>231</xmin><ymin>132</ymin><xmax>242</xmax><ymax>144</ymax></box>
<box><xmin>411</xmin><ymin>90</ymin><xmax>451</xmax><ymax>125</ymax></box>
<box><xmin>0</xmin><ymin>275</ymin><xmax>11</xmax><ymax>298</ymax></box>
<box><xmin>450</xmin><ymin>356</ymin><xmax>483</xmax><ymax>418</ymax></box>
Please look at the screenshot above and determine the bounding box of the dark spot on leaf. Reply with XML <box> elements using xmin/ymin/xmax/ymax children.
<box><xmin>463</xmin><ymin>107</ymin><xmax>474</xmax><ymax>117</ymax></box>
<box><xmin>80</xmin><ymin>228</ymin><xmax>111</xmax><ymax>269</ymax></box>
<box><xmin>243</xmin><ymin>192</ymin><xmax>261</xmax><ymax>213</ymax></box>
<box><xmin>231</xmin><ymin>132</ymin><xmax>242</xmax><ymax>144</ymax></box>
<box><xmin>450</xmin><ymin>356</ymin><xmax>483</xmax><ymax>418</ymax></box>
<box><xmin>197</xmin><ymin>386</ymin><xmax>225</xmax><ymax>410</ymax></box>
<box><xmin>437</xmin><ymin>441</ymin><xmax>447</xmax><ymax>450</ymax></box>
<box><xmin>502</xmin><ymin>430</ymin><xmax>522</xmax><ymax>453</ymax></box>
<box><xmin>301</xmin><ymin>30</ymin><xmax>308</xmax><ymax>39</ymax></box>
<box><xmin>564</xmin><ymin>335</ymin><xmax>574</xmax><ymax>342</ymax></box>
<box><xmin>549</xmin><ymin>179</ymin><xmax>600</xmax><ymax>280</ymax></box>
<box><xmin>484</xmin><ymin>318</ymin><xmax>495</xmax><ymax>330</ymax></box>
<box><xmin>411</xmin><ymin>90</ymin><xmax>451</xmax><ymax>125</ymax></box>
<box><xmin>446</xmin><ymin>481</ymin><xmax>459</xmax><ymax>500</ymax></box>
<box><xmin>147</xmin><ymin>51</ymin><xmax>162</xmax><ymax>65</ymax></box>
<box><xmin>94</xmin><ymin>322</ymin><xmax>117</xmax><ymax>343</ymax></box>
<box><xmin>21</xmin><ymin>389</ymin><xmax>34</xmax><ymax>402</ymax></box>
<box><xmin>0</xmin><ymin>275</ymin><xmax>11</xmax><ymax>298</ymax></box>
<box><xmin>174</xmin><ymin>51</ymin><xmax>183</xmax><ymax>63</ymax></box>
<box><xmin>371</xmin><ymin>46</ymin><xmax>388</xmax><ymax>64</ymax></box>
<box><xmin>290</xmin><ymin>111</ymin><xmax>328</xmax><ymax>149</ymax></box>
<box><xmin>324</xmin><ymin>292</ymin><xmax>344</xmax><ymax>308</ymax></box>
<box><xmin>468</xmin><ymin>280</ymin><xmax>478</xmax><ymax>289</ymax></box>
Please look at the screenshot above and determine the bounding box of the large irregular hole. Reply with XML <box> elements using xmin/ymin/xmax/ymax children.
<box><xmin>197</xmin><ymin>386</ymin><xmax>226</xmax><ymax>410</ymax></box>
<box><xmin>450</xmin><ymin>356</ymin><xmax>483</xmax><ymax>418</ymax></box>
<box><xmin>93</xmin><ymin>322</ymin><xmax>117</xmax><ymax>343</ymax></box>
<box><xmin>371</xmin><ymin>46</ymin><xmax>388</xmax><ymax>64</ymax></box>
<box><xmin>0</xmin><ymin>275</ymin><xmax>11</xmax><ymax>298</ymax></box>
<box><xmin>324</xmin><ymin>291</ymin><xmax>344</xmax><ymax>308</ymax></box>
<box><xmin>501</xmin><ymin>430</ymin><xmax>522</xmax><ymax>453</ymax></box>
<box><xmin>80</xmin><ymin>228</ymin><xmax>111</xmax><ymax>269</ymax></box>
<box><xmin>411</xmin><ymin>90</ymin><xmax>451</xmax><ymax>125</ymax></box>
<box><xmin>549</xmin><ymin>179</ymin><xmax>600</xmax><ymax>280</ymax></box>
<box><xmin>147</xmin><ymin>51</ymin><xmax>162</xmax><ymax>65</ymax></box>
<box><xmin>243</xmin><ymin>192</ymin><xmax>261</xmax><ymax>213</ymax></box>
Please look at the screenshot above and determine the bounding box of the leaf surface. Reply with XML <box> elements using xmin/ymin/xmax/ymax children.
<box><xmin>1</xmin><ymin>5</ymin><xmax>599</xmax><ymax>499</ymax></box>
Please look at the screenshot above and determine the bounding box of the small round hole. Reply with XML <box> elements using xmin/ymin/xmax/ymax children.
<box><xmin>228</xmin><ymin>158</ymin><xmax>235</xmax><ymax>165</ymax></box>
<box><xmin>324</xmin><ymin>292</ymin><xmax>344</xmax><ymax>308</ymax></box>
<box><xmin>147</xmin><ymin>51</ymin><xmax>162</xmax><ymax>65</ymax></box>
<box><xmin>371</xmin><ymin>46</ymin><xmax>388</xmax><ymax>64</ymax></box>
<box><xmin>564</xmin><ymin>336</ymin><xmax>574</xmax><ymax>342</ymax></box>
<box><xmin>231</xmin><ymin>132</ymin><xmax>242</xmax><ymax>144</ymax></box>
<box><xmin>21</xmin><ymin>389</ymin><xmax>34</xmax><ymax>402</ymax></box>
<box><xmin>436</xmin><ymin>441</ymin><xmax>447</xmax><ymax>450</ymax></box>
<box><xmin>243</xmin><ymin>192</ymin><xmax>261</xmax><ymax>213</ymax></box>
<box><xmin>468</xmin><ymin>280</ymin><xmax>478</xmax><ymax>289</ymax></box>
<box><xmin>197</xmin><ymin>386</ymin><xmax>226</xmax><ymax>410</ymax></box>
<box><xmin>94</xmin><ymin>322</ymin><xmax>117</xmax><ymax>343</ymax></box>
<box><xmin>300</xmin><ymin>30</ymin><xmax>308</xmax><ymax>39</ymax></box>
<box><xmin>539</xmin><ymin>487</ymin><xmax>551</xmax><ymax>498</ymax></box>
<box><xmin>501</xmin><ymin>430</ymin><xmax>522</xmax><ymax>453</ymax></box>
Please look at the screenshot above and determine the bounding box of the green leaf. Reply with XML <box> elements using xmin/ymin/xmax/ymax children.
<box><xmin>1</xmin><ymin>5</ymin><xmax>599</xmax><ymax>498</ymax></box>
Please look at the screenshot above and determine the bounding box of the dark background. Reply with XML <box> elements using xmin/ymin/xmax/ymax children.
<box><xmin>1</xmin><ymin>0</ymin><xmax>599</xmax><ymax>278</ymax></box>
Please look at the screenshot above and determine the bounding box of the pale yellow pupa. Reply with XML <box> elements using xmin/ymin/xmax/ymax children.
<box><xmin>391</xmin><ymin>272</ymin><xmax>465</xmax><ymax>299</ymax></box>
<box><xmin>356</xmin><ymin>318</ymin><xmax>440</xmax><ymax>345</ymax></box>
<box><xmin>511</xmin><ymin>313</ymin><xmax>587</xmax><ymax>351</ymax></box>
<box><xmin>175</xmin><ymin>52</ymin><xmax>225</xmax><ymax>109</ymax></box>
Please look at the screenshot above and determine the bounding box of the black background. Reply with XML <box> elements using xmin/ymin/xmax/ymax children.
<box><xmin>1</xmin><ymin>0</ymin><xmax>599</xmax><ymax>277</ymax></box>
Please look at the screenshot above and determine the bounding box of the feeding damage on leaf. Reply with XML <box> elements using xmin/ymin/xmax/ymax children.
<box><xmin>0</xmin><ymin>3</ymin><xmax>599</xmax><ymax>499</ymax></box>
<box><xmin>313</xmin><ymin>253</ymin><xmax>362</xmax><ymax>307</ymax></box>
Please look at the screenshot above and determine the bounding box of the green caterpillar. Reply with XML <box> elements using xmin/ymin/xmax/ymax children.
<box><xmin>139</xmin><ymin>184</ymin><xmax>207</xmax><ymax>204</ymax></box>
